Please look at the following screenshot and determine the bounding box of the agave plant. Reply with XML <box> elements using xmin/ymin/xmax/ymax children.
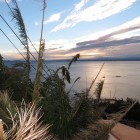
<box><xmin>0</xmin><ymin>91</ymin><xmax>51</xmax><ymax>140</ymax></box>
<box><xmin>0</xmin><ymin>91</ymin><xmax>16</xmax><ymax>126</ymax></box>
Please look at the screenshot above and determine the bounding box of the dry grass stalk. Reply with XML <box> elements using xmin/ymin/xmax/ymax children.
<box><xmin>32</xmin><ymin>0</ymin><xmax>46</xmax><ymax>103</ymax></box>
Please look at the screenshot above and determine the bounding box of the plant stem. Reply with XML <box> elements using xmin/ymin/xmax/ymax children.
<box><xmin>32</xmin><ymin>0</ymin><xmax>46</xmax><ymax>103</ymax></box>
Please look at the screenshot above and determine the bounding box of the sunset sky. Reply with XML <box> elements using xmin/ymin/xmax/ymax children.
<box><xmin>0</xmin><ymin>0</ymin><xmax>140</xmax><ymax>60</ymax></box>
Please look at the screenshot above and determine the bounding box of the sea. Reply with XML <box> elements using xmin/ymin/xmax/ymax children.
<box><xmin>4</xmin><ymin>60</ymin><xmax>140</xmax><ymax>100</ymax></box>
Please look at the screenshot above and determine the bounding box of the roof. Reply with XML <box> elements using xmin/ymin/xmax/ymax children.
<box><xmin>111</xmin><ymin>123</ymin><xmax>140</xmax><ymax>140</ymax></box>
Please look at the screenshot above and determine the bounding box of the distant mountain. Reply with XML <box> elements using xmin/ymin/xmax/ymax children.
<box><xmin>79</xmin><ymin>56</ymin><xmax>140</xmax><ymax>61</ymax></box>
<box><xmin>4</xmin><ymin>56</ymin><xmax>140</xmax><ymax>62</ymax></box>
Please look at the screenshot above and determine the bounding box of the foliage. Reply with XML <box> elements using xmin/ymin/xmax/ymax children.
<box><xmin>40</xmin><ymin>73</ymin><xmax>72</xmax><ymax>139</ymax></box>
<box><xmin>0</xmin><ymin>61</ymin><xmax>32</xmax><ymax>101</ymax></box>
<box><xmin>71</xmin><ymin>93</ymin><xmax>100</xmax><ymax>134</ymax></box>
<box><xmin>39</xmin><ymin>65</ymin><xmax>106</xmax><ymax>139</ymax></box>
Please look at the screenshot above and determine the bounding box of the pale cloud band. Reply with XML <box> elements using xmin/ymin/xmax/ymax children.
<box><xmin>51</xmin><ymin>0</ymin><xmax>136</xmax><ymax>32</ymax></box>
<box><xmin>77</xmin><ymin>17</ymin><xmax>140</xmax><ymax>46</ymax></box>
<box><xmin>70</xmin><ymin>16</ymin><xmax>140</xmax><ymax>57</ymax></box>
<box><xmin>44</xmin><ymin>12</ymin><xmax>62</xmax><ymax>24</ymax></box>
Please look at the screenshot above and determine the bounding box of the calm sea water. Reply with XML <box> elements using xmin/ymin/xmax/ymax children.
<box><xmin>4</xmin><ymin>61</ymin><xmax>140</xmax><ymax>99</ymax></box>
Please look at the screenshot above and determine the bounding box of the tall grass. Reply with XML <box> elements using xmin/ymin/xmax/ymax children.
<box><xmin>6</xmin><ymin>0</ymin><xmax>31</xmax><ymax>99</ymax></box>
<box><xmin>39</xmin><ymin>62</ymin><xmax>107</xmax><ymax>139</ymax></box>
<box><xmin>40</xmin><ymin>73</ymin><xmax>72</xmax><ymax>139</ymax></box>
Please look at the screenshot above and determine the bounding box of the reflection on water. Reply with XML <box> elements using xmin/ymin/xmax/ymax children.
<box><xmin>5</xmin><ymin>61</ymin><xmax>140</xmax><ymax>99</ymax></box>
<box><xmin>67</xmin><ymin>61</ymin><xmax>140</xmax><ymax>99</ymax></box>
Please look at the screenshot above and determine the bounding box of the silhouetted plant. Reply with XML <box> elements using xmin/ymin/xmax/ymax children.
<box><xmin>68</xmin><ymin>54</ymin><xmax>80</xmax><ymax>69</ymax></box>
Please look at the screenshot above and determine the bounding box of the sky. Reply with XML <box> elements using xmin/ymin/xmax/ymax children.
<box><xmin>0</xmin><ymin>0</ymin><xmax>140</xmax><ymax>60</ymax></box>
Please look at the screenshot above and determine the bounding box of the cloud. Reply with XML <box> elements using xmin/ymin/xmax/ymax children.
<box><xmin>103</xmin><ymin>43</ymin><xmax>140</xmax><ymax>58</ymax></box>
<box><xmin>51</xmin><ymin>0</ymin><xmax>136</xmax><ymax>32</ymax></box>
<box><xmin>74</xmin><ymin>0</ymin><xmax>89</xmax><ymax>11</ymax></box>
<box><xmin>44</xmin><ymin>12</ymin><xmax>62</xmax><ymax>24</ymax></box>
<box><xmin>58</xmin><ymin>16</ymin><xmax>140</xmax><ymax>58</ymax></box>
<box><xmin>73</xmin><ymin>36</ymin><xmax>140</xmax><ymax>52</ymax></box>
<box><xmin>30</xmin><ymin>17</ymin><xmax>140</xmax><ymax>59</ymax></box>
<box><xmin>76</xmin><ymin>16</ymin><xmax>140</xmax><ymax>47</ymax></box>
<box><xmin>29</xmin><ymin>39</ymin><xmax>76</xmax><ymax>58</ymax></box>
<box><xmin>34</xmin><ymin>21</ymin><xmax>39</xmax><ymax>26</ymax></box>
<box><xmin>0</xmin><ymin>50</ymin><xmax>23</xmax><ymax>60</ymax></box>
<box><xmin>2</xmin><ymin>17</ymin><xmax>140</xmax><ymax>60</ymax></box>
